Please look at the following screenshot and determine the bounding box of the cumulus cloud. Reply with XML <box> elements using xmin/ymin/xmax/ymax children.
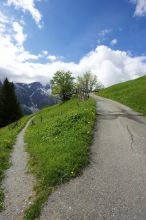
<box><xmin>12</xmin><ymin>21</ymin><xmax>27</xmax><ymax>46</ymax></box>
<box><xmin>47</xmin><ymin>55</ymin><xmax>59</xmax><ymax>62</ymax></box>
<box><xmin>6</xmin><ymin>0</ymin><xmax>42</xmax><ymax>26</ymax></box>
<box><xmin>110</xmin><ymin>38</ymin><xmax>118</xmax><ymax>46</ymax></box>
<box><xmin>42</xmin><ymin>50</ymin><xmax>48</xmax><ymax>56</ymax></box>
<box><xmin>0</xmin><ymin>11</ymin><xmax>45</xmax><ymax>68</ymax></box>
<box><xmin>0</xmin><ymin>41</ymin><xmax>146</xmax><ymax>86</ymax></box>
<box><xmin>130</xmin><ymin>0</ymin><xmax>146</xmax><ymax>16</ymax></box>
<box><xmin>0</xmin><ymin>11</ymin><xmax>146</xmax><ymax>87</ymax></box>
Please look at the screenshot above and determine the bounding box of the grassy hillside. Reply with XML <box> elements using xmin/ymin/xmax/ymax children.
<box><xmin>98</xmin><ymin>75</ymin><xmax>146</xmax><ymax>115</ymax></box>
<box><xmin>24</xmin><ymin>97</ymin><xmax>96</xmax><ymax>220</ymax></box>
<box><xmin>0</xmin><ymin>116</ymin><xmax>30</xmax><ymax>211</ymax></box>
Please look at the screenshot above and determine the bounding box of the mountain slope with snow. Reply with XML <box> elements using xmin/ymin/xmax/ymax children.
<box><xmin>15</xmin><ymin>82</ymin><xmax>58</xmax><ymax>114</ymax></box>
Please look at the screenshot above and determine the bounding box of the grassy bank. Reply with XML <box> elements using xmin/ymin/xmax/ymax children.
<box><xmin>98</xmin><ymin>75</ymin><xmax>146</xmax><ymax>115</ymax></box>
<box><xmin>24</xmin><ymin>97</ymin><xmax>96</xmax><ymax>220</ymax></box>
<box><xmin>0</xmin><ymin>116</ymin><xmax>30</xmax><ymax>211</ymax></box>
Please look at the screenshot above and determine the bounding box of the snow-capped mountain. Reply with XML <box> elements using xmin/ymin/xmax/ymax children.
<box><xmin>15</xmin><ymin>82</ymin><xmax>58</xmax><ymax>114</ymax></box>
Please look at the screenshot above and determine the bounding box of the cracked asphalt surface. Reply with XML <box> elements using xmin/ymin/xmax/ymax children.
<box><xmin>40</xmin><ymin>95</ymin><xmax>146</xmax><ymax>220</ymax></box>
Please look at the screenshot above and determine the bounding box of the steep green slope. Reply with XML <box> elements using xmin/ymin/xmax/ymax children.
<box><xmin>98</xmin><ymin>75</ymin><xmax>146</xmax><ymax>115</ymax></box>
<box><xmin>0</xmin><ymin>116</ymin><xmax>30</xmax><ymax>211</ymax></box>
<box><xmin>24</xmin><ymin>97</ymin><xmax>96</xmax><ymax>220</ymax></box>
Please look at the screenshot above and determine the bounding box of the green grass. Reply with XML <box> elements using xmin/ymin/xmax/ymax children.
<box><xmin>24</xmin><ymin>97</ymin><xmax>96</xmax><ymax>220</ymax></box>
<box><xmin>0</xmin><ymin>116</ymin><xmax>30</xmax><ymax>211</ymax></box>
<box><xmin>98</xmin><ymin>75</ymin><xmax>146</xmax><ymax>115</ymax></box>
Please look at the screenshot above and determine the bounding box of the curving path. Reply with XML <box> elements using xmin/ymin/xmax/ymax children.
<box><xmin>39</xmin><ymin>95</ymin><xmax>146</xmax><ymax>220</ymax></box>
<box><xmin>0</xmin><ymin>118</ymin><xmax>35</xmax><ymax>220</ymax></box>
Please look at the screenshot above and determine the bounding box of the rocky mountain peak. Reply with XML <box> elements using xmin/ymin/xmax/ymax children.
<box><xmin>14</xmin><ymin>82</ymin><xmax>57</xmax><ymax>115</ymax></box>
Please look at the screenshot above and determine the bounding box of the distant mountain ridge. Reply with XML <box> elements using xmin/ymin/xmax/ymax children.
<box><xmin>14</xmin><ymin>82</ymin><xmax>58</xmax><ymax>114</ymax></box>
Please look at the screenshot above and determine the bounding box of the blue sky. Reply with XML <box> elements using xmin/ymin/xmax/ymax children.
<box><xmin>0</xmin><ymin>0</ymin><xmax>146</xmax><ymax>86</ymax></box>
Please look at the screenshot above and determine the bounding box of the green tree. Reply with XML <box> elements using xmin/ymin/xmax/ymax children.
<box><xmin>51</xmin><ymin>70</ymin><xmax>74</xmax><ymax>101</ymax></box>
<box><xmin>77</xmin><ymin>71</ymin><xmax>103</xmax><ymax>99</ymax></box>
<box><xmin>0</xmin><ymin>78</ymin><xmax>22</xmax><ymax>127</ymax></box>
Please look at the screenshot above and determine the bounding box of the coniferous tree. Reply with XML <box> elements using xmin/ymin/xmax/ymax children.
<box><xmin>0</xmin><ymin>78</ymin><xmax>22</xmax><ymax>127</ymax></box>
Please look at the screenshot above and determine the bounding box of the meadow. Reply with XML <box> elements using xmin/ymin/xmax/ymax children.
<box><xmin>24</xmin><ymin>97</ymin><xmax>96</xmax><ymax>219</ymax></box>
<box><xmin>98</xmin><ymin>75</ymin><xmax>146</xmax><ymax>115</ymax></box>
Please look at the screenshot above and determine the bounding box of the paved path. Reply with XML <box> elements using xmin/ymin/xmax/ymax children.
<box><xmin>0</xmin><ymin>119</ymin><xmax>35</xmax><ymax>220</ymax></box>
<box><xmin>40</xmin><ymin>95</ymin><xmax>146</xmax><ymax>220</ymax></box>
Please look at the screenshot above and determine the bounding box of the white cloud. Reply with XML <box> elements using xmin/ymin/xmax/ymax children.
<box><xmin>17</xmin><ymin>51</ymin><xmax>42</xmax><ymax>62</ymax></box>
<box><xmin>12</xmin><ymin>21</ymin><xmax>27</xmax><ymax>46</ymax></box>
<box><xmin>0</xmin><ymin>11</ymin><xmax>146</xmax><ymax>87</ymax></box>
<box><xmin>42</xmin><ymin>50</ymin><xmax>48</xmax><ymax>56</ymax></box>
<box><xmin>47</xmin><ymin>55</ymin><xmax>58</xmax><ymax>62</ymax></box>
<box><xmin>0</xmin><ymin>11</ymin><xmax>8</xmax><ymax>24</ymax></box>
<box><xmin>0</xmin><ymin>40</ymin><xmax>146</xmax><ymax>86</ymax></box>
<box><xmin>6</xmin><ymin>0</ymin><xmax>42</xmax><ymax>26</ymax></box>
<box><xmin>0</xmin><ymin>11</ymin><xmax>9</xmax><ymax>33</ymax></box>
<box><xmin>0</xmin><ymin>11</ymin><xmax>42</xmax><ymax>63</ymax></box>
<box><xmin>130</xmin><ymin>0</ymin><xmax>146</xmax><ymax>16</ymax></box>
<box><xmin>110</xmin><ymin>38</ymin><xmax>118</xmax><ymax>46</ymax></box>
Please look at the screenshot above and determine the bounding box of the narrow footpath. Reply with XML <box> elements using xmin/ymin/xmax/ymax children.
<box><xmin>39</xmin><ymin>95</ymin><xmax>146</xmax><ymax>220</ymax></box>
<box><xmin>0</xmin><ymin>119</ymin><xmax>35</xmax><ymax>220</ymax></box>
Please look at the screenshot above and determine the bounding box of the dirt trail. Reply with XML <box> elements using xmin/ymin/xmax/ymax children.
<box><xmin>39</xmin><ymin>95</ymin><xmax>146</xmax><ymax>220</ymax></box>
<box><xmin>0</xmin><ymin>119</ymin><xmax>35</xmax><ymax>220</ymax></box>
